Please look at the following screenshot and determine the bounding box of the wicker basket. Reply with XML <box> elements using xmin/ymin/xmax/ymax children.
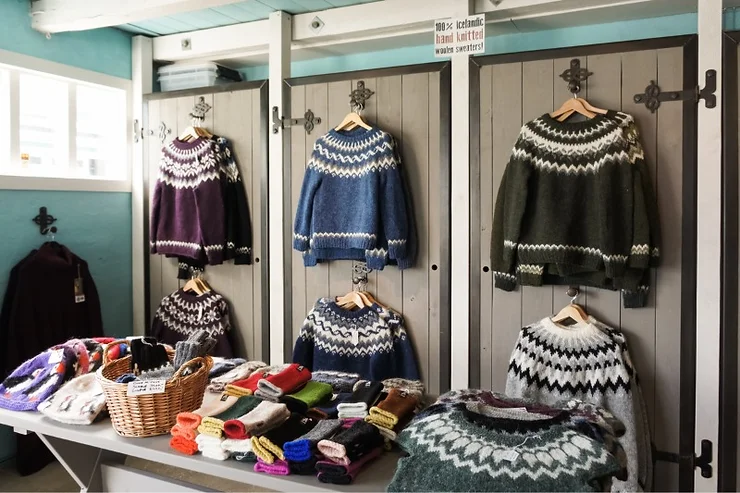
<box><xmin>96</xmin><ymin>339</ymin><xmax>212</xmax><ymax>438</ymax></box>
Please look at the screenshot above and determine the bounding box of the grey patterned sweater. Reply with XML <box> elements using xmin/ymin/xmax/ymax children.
<box><xmin>505</xmin><ymin>316</ymin><xmax>651</xmax><ymax>492</ymax></box>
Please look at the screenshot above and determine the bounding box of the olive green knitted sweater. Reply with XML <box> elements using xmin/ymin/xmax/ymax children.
<box><xmin>491</xmin><ymin>111</ymin><xmax>660</xmax><ymax>308</ymax></box>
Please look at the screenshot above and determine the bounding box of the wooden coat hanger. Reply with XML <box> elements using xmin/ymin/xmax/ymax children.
<box><xmin>336</xmin><ymin>290</ymin><xmax>367</xmax><ymax>310</ymax></box>
<box><xmin>335</xmin><ymin>104</ymin><xmax>372</xmax><ymax>132</ymax></box>
<box><xmin>183</xmin><ymin>277</ymin><xmax>204</xmax><ymax>295</ymax></box>
<box><xmin>178</xmin><ymin>124</ymin><xmax>213</xmax><ymax>142</ymax></box>
<box><xmin>550</xmin><ymin>96</ymin><xmax>597</xmax><ymax>122</ymax></box>
<box><xmin>551</xmin><ymin>288</ymin><xmax>588</xmax><ymax>325</ymax></box>
<box><xmin>577</xmin><ymin>97</ymin><xmax>607</xmax><ymax>115</ymax></box>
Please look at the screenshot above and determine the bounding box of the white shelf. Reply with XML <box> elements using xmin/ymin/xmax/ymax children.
<box><xmin>0</xmin><ymin>408</ymin><xmax>398</xmax><ymax>492</ymax></box>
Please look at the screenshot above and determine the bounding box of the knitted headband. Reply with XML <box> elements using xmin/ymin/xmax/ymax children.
<box><xmin>223</xmin><ymin>401</ymin><xmax>290</xmax><ymax>439</ymax></box>
<box><xmin>338</xmin><ymin>380</ymin><xmax>383</xmax><ymax>412</ymax></box>
<box><xmin>256</xmin><ymin>364</ymin><xmax>312</xmax><ymax>400</ymax></box>
<box><xmin>311</xmin><ymin>371</ymin><xmax>360</xmax><ymax>393</ymax></box>
<box><xmin>282</xmin><ymin>380</ymin><xmax>333</xmax><ymax>413</ymax></box>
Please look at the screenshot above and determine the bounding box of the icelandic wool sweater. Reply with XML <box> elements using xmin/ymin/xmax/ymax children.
<box><xmin>150</xmin><ymin>289</ymin><xmax>235</xmax><ymax>358</ymax></box>
<box><xmin>292</xmin><ymin>298</ymin><xmax>420</xmax><ymax>381</ymax></box>
<box><xmin>491</xmin><ymin>111</ymin><xmax>660</xmax><ymax>308</ymax></box>
<box><xmin>505</xmin><ymin>317</ymin><xmax>651</xmax><ymax>492</ymax></box>
<box><xmin>293</xmin><ymin>126</ymin><xmax>415</xmax><ymax>270</ymax></box>
<box><xmin>389</xmin><ymin>404</ymin><xmax>623</xmax><ymax>492</ymax></box>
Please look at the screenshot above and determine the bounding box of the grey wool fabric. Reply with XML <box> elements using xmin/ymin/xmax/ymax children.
<box><xmin>505</xmin><ymin>316</ymin><xmax>651</xmax><ymax>492</ymax></box>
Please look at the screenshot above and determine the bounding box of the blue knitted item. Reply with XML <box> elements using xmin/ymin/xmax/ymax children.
<box><xmin>283</xmin><ymin>440</ymin><xmax>313</xmax><ymax>462</ymax></box>
<box><xmin>293</xmin><ymin>127</ymin><xmax>415</xmax><ymax>270</ymax></box>
<box><xmin>292</xmin><ymin>299</ymin><xmax>420</xmax><ymax>382</ymax></box>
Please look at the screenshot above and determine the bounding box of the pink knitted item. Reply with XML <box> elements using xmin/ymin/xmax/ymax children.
<box><xmin>254</xmin><ymin>458</ymin><xmax>290</xmax><ymax>476</ymax></box>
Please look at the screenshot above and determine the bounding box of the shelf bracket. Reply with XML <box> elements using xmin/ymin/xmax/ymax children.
<box><xmin>633</xmin><ymin>69</ymin><xmax>717</xmax><ymax>113</ymax></box>
<box><xmin>272</xmin><ymin>107</ymin><xmax>321</xmax><ymax>134</ymax></box>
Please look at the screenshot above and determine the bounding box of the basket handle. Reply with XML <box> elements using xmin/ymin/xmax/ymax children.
<box><xmin>172</xmin><ymin>356</ymin><xmax>208</xmax><ymax>380</ymax></box>
<box><xmin>102</xmin><ymin>339</ymin><xmax>130</xmax><ymax>366</ymax></box>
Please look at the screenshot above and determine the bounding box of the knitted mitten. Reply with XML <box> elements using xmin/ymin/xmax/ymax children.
<box><xmin>130</xmin><ymin>338</ymin><xmax>169</xmax><ymax>374</ymax></box>
<box><xmin>223</xmin><ymin>401</ymin><xmax>290</xmax><ymax>439</ymax></box>
<box><xmin>254</xmin><ymin>458</ymin><xmax>290</xmax><ymax>476</ymax></box>
<box><xmin>255</xmin><ymin>364</ymin><xmax>311</xmax><ymax>401</ymax></box>
<box><xmin>316</xmin><ymin>447</ymin><xmax>382</xmax><ymax>485</ymax></box>
<box><xmin>208</xmin><ymin>360</ymin><xmax>267</xmax><ymax>393</ymax></box>
<box><xmin>170</xmin><ymin>436</ymin><xmax>198</xmax><ymax>455</ymax></box>
<box><xmin>229</xmin><ymin>372</ymin><xmax>266</xmax><ymax>394</ymax></box>
<box><xmin>231</xmin><ymin>451</ymin><xmax>258</xmax><ymax>463</ymax></box>
<box><xmin>178</xmin><ymin>394</ymin><xmax>238</xmax><ymax>430</ymax></box>
<box><xmin>311</xmin><ymin>371</ymin><xmax>360</xmax><ymax>393</ymax></box>
<box><xmin>367</xmin><ymin>388</ymin><xmax>419</xmax><ymax>428</ymax></box>
<box><xmin>283</xmin><ymin>418</ymin><xmax>343</xmax><ymax>462</ymax></box>
<box><xmin>284</xmin><ymin>381</ymin><xmax>333</xmax><ymax>411</ymax></box>
<box><xmin>174</xmin><ymin>330</ymin><xmax>216</xmax><ymax>370</ymax></box>
<box><xmin>170</xmin><ymin>424</ymin><xmax>197</xmax><ymax>441</ymax></box>
<box><xmin>337</xmin><ymin>381</ymin><xmax>383</xmax><ymax>417</ymax></box>
<box><xmin>379</xmin><ymin>378</ymin><xmax>424</xmax><ymax>400</ymax></box>
<box><xmin>198</xmin><ymin>418</ymin><xmax>225</xmax><ymax>438</ymax></box>
<box><xmin>258</xmin><ymin>414</ymin><xmax>317</xmax><ymax>461</ymax></box>
<box><xmin>341</xmin><ymin>417</ymin><xmax>364</xmax><ymax>427</ymax></box>
<box><xmin>213</xmin><ymin>395</ymin><xmax>262</xmax><ymax>422</ymax></box>
<box><xmin>288</xmin><ymin>456</ymin><xmax>319</xmax><ymax>475</ymax></box>
<box><xmin>224</xmin><ymin>385</ymin><xmax>253</xmax><ymax>397</ymax></box>
<box><xmin>317</xmin><ymin>420</ymin><xmax>384</xmax><ymax>464</ymax></box>
<box><xmin>306</xmin><ymin>408</ymin><xmax>329</xmax><ymax>421</ymax></box>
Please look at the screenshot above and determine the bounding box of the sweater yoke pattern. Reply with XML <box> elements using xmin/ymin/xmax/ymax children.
<box><xmin>157</xmin><ymin>139</ymin><xmax>221</xmax><ymax>189</ymax></box>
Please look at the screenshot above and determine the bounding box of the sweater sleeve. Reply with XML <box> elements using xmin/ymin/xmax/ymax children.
<box><xmin>193</xmin><ymin>145</ymin><xmax>226</xmax><ymax>265</ymax></box>
<box><xmin>293</xmin><ymin>166</ymin><xmax>322</xmax><ymax>252</ymax></box>
<box><xmin>292</xmin><ymin>309</ymin><xmax>316</xmax><ymax>370</ymax></box>
<box><xmin>380</xmin><ymin>138</ymin><xmax>410</xmax><ymax>261</ymax></box>
<box><xmin>149</xmin><ymin>180</ymin><xmax>163</xmax><ymax>254</ymax></box>
<box><xmin>388</xmin><ymin>314</ymin><xmax>420</xmax><ymax>381</ymax></box>
<box><xmin>81</xmin><ymin>262</ymin><xmax>104</xmax><ymax>338</ymax></box>
<box><xmin>216</xmin><ymin>138</ymin><xmax>252</xmax><ymax>265</ymax></box>
<box><xmin>491</xmin><ymin>135</ymin><xmax>532</xmax><ymax>291</ymax></box>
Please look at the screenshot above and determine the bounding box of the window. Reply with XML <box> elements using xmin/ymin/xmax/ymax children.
<box><xmin>0</xmin><ymin>54</ymin><xmax>130</xmax><ymax>190</ymax></box>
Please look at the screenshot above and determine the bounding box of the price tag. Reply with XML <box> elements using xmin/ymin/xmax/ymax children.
<box><xmin>501</xmin><ymin>449</ymin><xmax>519</xmax><ymax>463</ymax></box>
<box><xmin>74</xmin><ymin>265</ymin><xmax>85</xmax><ymax>303</ymax></box>
<box><xmin>48</xmin><ymin>349</ymin><xmax>64</xmax><ymax>364</ymax></box>
<box><xmin>352</xmin><ymin>328</ymin><xmax>359</xmax><ymax>346</ymax></box>
<box><xmin>127</xmin><ymin>379</ymin><xmax>167</xmax><ymax>396</ymax></box>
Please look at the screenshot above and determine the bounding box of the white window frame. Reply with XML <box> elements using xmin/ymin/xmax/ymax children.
<box><xmin>0</xmin><ymin>48</ymin><xmax>132</xmax><ymax>192</ymax></box>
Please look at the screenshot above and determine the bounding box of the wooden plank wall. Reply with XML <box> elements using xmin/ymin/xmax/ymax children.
<box><xmin>287</xmin><ymin>70</ymin><xmax>446</xmax><ymax>395</ymax></box>
<box><xmin>476</xmin><ymin>46</ymin><xmax>684</xmax><ymax>491</ymax></box>
<box><xmin>145</xmin><ymin>88</ymin><xmax>266</xmax><ymax>361</ymax></box>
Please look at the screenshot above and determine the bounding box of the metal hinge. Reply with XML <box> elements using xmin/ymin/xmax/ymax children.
<box><xmin>272</xmin><ymin>107</ymin><xmax>321</xmax><ymax>134</ymax></box>
<box><xmin>133</xmin><ymin>119</ymin><xmax>144</xmax><ymax>143</ymax></box>
<box><xmin>633</xmin><ymin>70</ymin><xmax>717</xmax><ymax>113</ymax></box>
<box><xmin>654</xmin><ymin>439</ymin><xmax>713</xmax><ymax>479</ymax></box>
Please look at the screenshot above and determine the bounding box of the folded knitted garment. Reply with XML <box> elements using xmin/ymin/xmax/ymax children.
<box><xmin>198</xmin><ymin>419</ymin><xmax>225</xmax><ymax>438</ymax></box>
<box><xmin>284</xmin><ymin>418</ymin><xmax>343</xmax><ymax>462</ymax></box>
<box><xmin>288</xmin><ymin>456</ymin><xmax>319</xmax><ymax>475</ymax></box>
<box><xmin>178</xmin><ymin>394</ymin><xmax>238</xmax><ymax>429</ymax></box>
<box><xmin>196</xmin><ymin>434</ymin><xmax>228</xmax><ymax>461</ymax></box>
<box><xmin>306</xmin><ymin>408</ymin><xmax>329</xmax><ymax>421</ymax></box>
<box><xmin>231</xmin><ymin>451</ymin><xmax>258</xmax><ymax>463</ymax></box>
<box><xmin>255</xmin><ymin>364</ymin><xmax>311</xmax><ymax>401</ymax></box>
<box><xmin>317</xmin><ymin>420</ymin><xmax>384</xmax><ymax>465</ymax></box>
<box><xmin>170</xmin><ymin>436</ymin><xmax>198</xmax><ymax>455</ymax></box>
<box><xmin>254</xmin><ymin>458</ymin><xmax>290</xmax><ymax>476</ymax></box>
<box><xmin>256</xmin><ymin>414</ymin><xmax>318</xmax><ymax>462</ymax></box>
<box><xmin>208</xmin><ymin>360</ymin><xmax>267</xmax><ymax>393</ymax></box>
<box><xmin>171</xmin><ymin>424</ymin><xmax>197</xmax><ymax>441</ymax></box>
<box><xmin>52</xmin><ymin>339</ymin><xmax>90</xmax><ymax>377</ymax></box>
<box><xmin>224</xmin><ymin>385</ymin><xmax>253</xmax><ymax>397</ymax></box>
<box><xmin>283</xmin><ymin>381</ymin><xmax>333</xmax><ymax>413</ymax></box>
<box><xmin>367</xmin><ymin>388</ymin><xmax>419</xmax><ymax>429</ymax></box>
<box><xmin>0</xmin><ymin>347</ymin><xmax>77</xmax><ymax>411</ymax></box>
<box><xmin>209</xmin><ymin>357</ymin><xmax>247</xmax><ymax>379</ymax></box>
<box><xmin>314</xmin><ymin>392</ymin><xmax>352</xmax><ymax>419</ymax></box>
<box><xmin>251</xmin><ymin>436</ymin><xmax>277</xmax><ymax>463</ymax></box>
<box><xmin>222</xmin><ymin>437</ymin><xmax>257</xmax><ymax>462</ymax></box>
<box><xmin>130</xmin><ymin>337</ymin><xmax>169</xmax><ymax>374</ymax></box>
<box><xmin>317</xmin><ymin>446</ymin><xmax>382</xmax><ymax>484</ymax></box>
<box><xmin>199</xmin><ymin>395</ymin><xmax>264</xmax><ymax>437</ymax></box>
<box><xmin>341</xmin><ymin>417</ymin><xmax>363</xmax><ymax>427</ymax></box>
<box><xmin>37</xmin><ymin>374</ymin><xmax>106</xmax><ymax>425</ymax></box>
<box><xmin>223</xmin><ymin>401</ymin><xmax>290</xmax><ymax>439</ymax></box>
<box><xmin>311</xmin><ymin>371</ymin><xmax>360</xmax><ymax>393</ymax></box>
<box><xmin>337</xmin><ymin>381</ymin><xmax>383</xmax><ymax>418</ymax></box>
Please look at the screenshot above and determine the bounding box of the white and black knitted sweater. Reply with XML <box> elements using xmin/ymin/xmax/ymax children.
<box><xmin>491</xmin><ymin>111</ymin><xmax>660</xmax><ymax>308</ymax></box>
<box><xmin>505</xmin><ymin>316</ymin><xmax>652</xmax><ymax>492</ymax></box>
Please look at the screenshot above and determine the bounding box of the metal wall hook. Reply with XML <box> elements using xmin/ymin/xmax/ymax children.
<box><xmin>33</xmin><ymin>207</ymin><xmax>58</xmax><ymax>236</ymax></box>
<box><xmin>189</xmin><ymin>96</ymin><xmax>212</xmax><ymax>121</ymax></box>
<box><xmin>559</xmin><ymin>59</ymin><xmax>592</xmax><ymax>95</ymax></box>
<box><xmin>349</xmin><ymin>81</ymin><xmax>374</xmax><ymax>111</ymax></box>
<box><xmin>352</xmin><ymin>261</ymin><xmax>372</xmax><ymax>291</ymax></box>
<box><xmin>566</xmin><ymin>286</ymin><xmax>580</xmax><ymax>304</ymax></box>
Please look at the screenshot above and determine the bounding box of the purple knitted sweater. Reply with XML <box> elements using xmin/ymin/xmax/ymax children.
<box><xmin>150</xmin><ymin>138</ymin><xmax>226</xmax><ymax>265</ymax></box>
<box><xmin>0</xmin><ymin>347</ymin><xmax>76</xmax><ymax>411</ymax></box>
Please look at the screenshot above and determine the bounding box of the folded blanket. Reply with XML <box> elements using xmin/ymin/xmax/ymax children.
<box><xmin>311</xmin><ymin>371</ymin><xmax>360</xmax><ymax>393</ymax></box>
<box><xmin>254</xmin><ymin>458</ymin><xmax>290</xmax><ymax>476</ymax></box>
<box><xmin>317</xmin><ymin>447</ymin><xmax>382</xmax><ymax>484</ymax></box>
<box><xmin>170</xmin><ymin>436</ymin><xmax>198</xmax><ymax>455</ymax></box>
<box><xmin>283</xmin><ymin>418</ymin><xmax>343</xmax><ymax>462</ymax></box>
<box><xmin>255</xmin><ymin>364</ymin><xmax>311</xmax><ymax>401</ymax></box>
<box><xmin>223</xmin><ymin>401</ymin><xmax>290</xmax><ymax>439</ymax></box>
<box><xmin>317</xmin><ymin>421</ymin><xmax>384</xmax><ymax>465</ymax></box>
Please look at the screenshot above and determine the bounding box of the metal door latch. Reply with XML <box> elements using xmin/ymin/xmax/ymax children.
<box><xmin>633</xmin><ymin>69</ymin><xmax>717</xmax><ymax>113</ymax></box>
<box><xmin>654</xmin><ymin>439</ymin><xmax>713</xmax><ymax>479</ymax></box>
<box><xmin>272</xmin><ymin>107</ymin><xmax>321</xmax><ymax>134</ymax></box>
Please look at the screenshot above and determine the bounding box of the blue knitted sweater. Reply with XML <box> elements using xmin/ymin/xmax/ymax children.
<box><xmin>292</xmin><ymin>298</ymin><xmax>420</xmax><ymax>382</ymax></box>
<box><xmin>293</xmin><ymin>126</ymin><xmax>414</xmax><ymax>270</ymax></box>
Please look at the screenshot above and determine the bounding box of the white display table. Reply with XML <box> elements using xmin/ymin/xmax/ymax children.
<box><xmin>0</xmin><ymin>409</ymin><xmax>398</xmax><ymax>493</ymax></box>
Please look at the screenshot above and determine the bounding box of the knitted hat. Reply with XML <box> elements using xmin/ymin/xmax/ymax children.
<box><xmin>171</xmin><ymin>424</ymin><xmax>197</xmax><ymax>441</ymax></box>
<box><xmin>196</xmin><ymin>434</ymin><xmax>228</xmax><ymax>461</ymax></box>
<box><xmin>255</xmin><ymin>364</ymin><xmax>311</xmax><ymax>401</ymax></box>
<box><xmin>283</xmin><ymin>418</ymin><xmax>343</xmax><ymax>462</ymax></box>
<box><xmin>283</xmin><ymin>381</ymin><xmax>332</xmax><ymax>411</ymax></box>
<box><xmin>223</xmin><ymin>401</ymin><xmax>290</xmax><ymax>439</ymax></box>
<box><xmin>81</xmin><ymin>339</ymin><xmax>105</xmax><ymax>373</ymax></box>
<box><xmin>311</xmin><ymin>371</ymin><xmax>360</xmax><ymax>393</ymax></box>
<box><xmin>367</xmin><ymin>388</ymin><xmax>419</xmax><ymax>428</ymax></box>
<box><xmin>209</xmin><ymin>358</ymin><xmax>247</xmax><ymax>379</ymax></box>
<box><xmin>130</xmin><ymin>338</ymin><xmax>170</xmax><ymax>374</ymax></box>
<box><xmin>52</xmin><ymin>339</ymin><xmax>90</xmax><ymax>377</ymax></box>
<box><xmin>254</xmin><ymin>458</ymin><xmax>290</xmax><ymax>476</ymax></box>
<box><xmin>317</xmin><ymin>420</ymin><xmax>384</xmax><ymax>464</ymax></box>
<box><xmin>208</xmin><ymin>360</ymin><xmax>267</xmax><ymax>393</ymax></box>
<box><xmin>170</xmin><ymin>436</ymin><xmax>198</xmax><ymax>455</ymax></box>
<box><xmin>0</xmin><ymin>347</ymin><xmax>77</xmax><ymax>411</ymax></box>
<box><xmin>316</xmin><ymin>446</ymin><xmax>382</xmax><ymax>484</ymax></box>
<box><xmin>258</xmin><ymin>414</ymin><xmax>317</xmax><ymax>461</ymax></box>
<box><xmin>37</xmin><ymin>374</ymin><xmax>106</xmax><ymax>425</ymax></box>
<box><xmin>314</xmin><ymin>392</ymin><xmax>352</xmax><ymax>419</ymax></box>
<box><xmin>288</xmin><ymin>456</ymin><xmax>319</xmax><ymax>475</ymax></box>
<box><xmin>337</xmin><ymin>381</ymin><xmax>383</xmax><ymax>417</ymax></box>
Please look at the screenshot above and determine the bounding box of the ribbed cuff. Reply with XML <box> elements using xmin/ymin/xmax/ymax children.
<box><xmin>622</xmin><ymin>289</ymin><xmax>648</xmax><ymax>308</ymax></box>
<box><xmin>293</xmin><ymin>237</ymin><xmax>310</xmax><ymax>251</ymax></box>
<box><xmin>494</xmin><ymin>272</ymin><xmax>517</xmax><ymax>291</ymax></box>
<box><xmin>388</xmin><ymin>243</ymin><xmax>407</xmax><ymax>261</ymax></box>
<box><xmin>206</xmin><ymin>251</ymin><xmax>224</xmax><ymax>266</ymax></box>
<box><xmin>234</xmin><ymin>253</ymin><xmax>252</xmax><ymax>265</ymax></box>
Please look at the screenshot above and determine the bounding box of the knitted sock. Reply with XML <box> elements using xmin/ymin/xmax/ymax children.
<box><xmin>317</xmin><ymin>420</ymin><xmax>383</xmax><ymax>464</ymax></box>
<box><xmin>316</xmin><ymin>447</ymin><xmax>382</xmax><ymax>484</ymax></box>
<box><xmin>283</xmin><ymin>381</ymin><xmax>332</xmax><ymax>411</ymax></box>
<box><xmin>177</xmin><ymin>412</ymin><xmax>203</xmax><ymax>429</ymax></box>
<box><xmin>341</xmin><ymin>418</ymin><xmax>363</xmax><ymax>428</ymax></box>
<box><xmin>254</xmin><ymin>458</ymin><xmax>290</xmax><ymax>476</ymax></box>
<box><xmin>314</xmin><ymin>392</ymin><xmax>352</xmax><ymax>419</ymax></box>
<box><xmin>311</xmin><ymin>371</ymin><xmax>360</xmax><ymax>393</ymax></box>
<box><xmin>251</xmin><ymin>436</ymin><xmax>277</xmax><ymax>464</ymax></box>
<box><xmin>288</xmin><ymin>456</ymin><xmax>319</xmax><ymax>475</ymax></box>
<box><xmin>171</xmin><ymin>424</ymin><xmax>197</xmax><ymax>441</ymax></box>
<box><xmin>338</xmin><ymin>409</ymin><xmax>369</xmax><ymax>419</ymax></box>
<box><xmin>196</xmin><ymin>434</ymin><xmax>228</xmax><ymax>461</ymax></box>
<box><xmin>170</xmin><ymin>436</ymin><xmax>198</xmax><ymax>455</ymax></box>
<box><xmin>229</xmin><ymin>372</ymin><xmax>266</xmax><ymax>394</ymax></box>
<box><xmin>367</xmin><ymin>388</ymin><xmax>419</xmax><ymax>428</ymax></box>
<box><xmin>208</xmin><ymin>360</ymin><xmax>267</xmax><ymax>393</ymax></box>
<box><xmin>283</xmin><ymin>419</ymin><xmax>342</xmax><ymax>462</ymax></box>
<box><xmin>255</xmin><ymin>364</ymin><xmax>311</xmax><ymax>401</ymax></box>
<box><xmin>208</xmin><ymin>358</ymin><xmax>247</xmax><ymax>379</ymax></box>
<box><xmin>258</xmin><ymin>414</ymin><xmax>317</xmax><ymax>461</ymax></box>
<box><xmin>223</xmin><ymin>401</ymin><xmax>290</xmax><ymax>439</ymax></box>
<box><xmin>337</xmin><ymin>381</ymin><xmax>383</xmax><ymax>416</ymax></box>
<box><xmin>179</xmin><ymin>394</ymin><xmax>238</xmax><ymax>430</ymax></box>
<box><xmin>198</xmin><ymin>418</ymin><xmax>225</xmax><ymax>438</ymax></box>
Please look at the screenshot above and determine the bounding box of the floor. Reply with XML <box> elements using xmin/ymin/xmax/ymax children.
<box><xmin>0</xmin><ymin>457</ymin><xmax>271</xmax><ymax>492</ymax></box>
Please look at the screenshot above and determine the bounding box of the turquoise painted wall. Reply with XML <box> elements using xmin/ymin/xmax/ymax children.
<box><xmin>0</xmin><ymin>0</ymin><xmax>133</xmax><ymax>463</ymax></box>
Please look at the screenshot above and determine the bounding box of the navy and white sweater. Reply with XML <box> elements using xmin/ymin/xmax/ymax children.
<box><xmin>293</xmin><ymin>127</ymin><xmax>415</xmax><ymax>270</ymax></box>
<box><xmin>292</xmin><ymin>298</ymin><xmax>420</xmax><ymax>381</ymax></box>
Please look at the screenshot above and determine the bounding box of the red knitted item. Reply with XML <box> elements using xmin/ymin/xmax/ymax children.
<box><xmin>264</xmin><ymin>364</ymin><xmax>311</xmax><ymax>394</ymax></box>
<box><xmin>170</xmin><ymin>436</ymin><xmax>198</xmax><ymax>455</ymax></box>
<box><xmin>171</xmin><ymin>424</ymin><xmax>197</xmax><ymax>441</ymax></box>
<box><xmin>231</xmin><ymin>371</ymin><xmax>267</xmax><ymax>393</ymax></box>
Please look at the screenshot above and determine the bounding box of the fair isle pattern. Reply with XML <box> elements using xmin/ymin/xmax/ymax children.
<box><xmin>159</xmin><ymin>139</ymin><xmax>222</xmax><ymax>189</ymax></box>
<box><xmin>311</xmin><ymin>232</ymin><xmax>376</xmax><ymax>243</ymax></box>
<box><xmin>516</xmin><ymin>264</ymin><xmax>544</xmax><ymax>276</ymax></box>
<box><xmin>505</xmin><ymin>242</ymin><xmax>631</xmax><ymax>264</ymax></box>
<box><xmin>153</xmin><ymin>290</ymin><xmax>231</xmax><ymax>337</ymax></box>
<box><xmin>307</xmin><ymin>129</ymin><xmax>399</xmax><ymax>179</ymax></box>
<box><xmin>150</xmin><ymin>240</ymin><xmax>224</xmax><ymax>254</ymax></box>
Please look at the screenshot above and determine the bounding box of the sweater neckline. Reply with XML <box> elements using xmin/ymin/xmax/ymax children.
<box><xmin>540</xmin><ymin>316</ymin><xmax>602</xmax><ymax>335</ymax></box>
<box><xmin>175</xmin><ymin>288</ymin><xmax>217</xmax><ymax>303</ymax></box>
<box><xmin>539</xmin><ymin>110</ymin><xmax>616</xmax><ymax>131</ymax></box>
<box><xmin>171</xmin><ymin>136</ymin><xmax>208</xmax><ymax>151</ymax></box>
<box><xmin>327</xmin><ymin>126</ymin><xmax>380</xmax><ymax>143</ymax></box>
<box><xmin>325</xmin><ymin>299</ymin><xmax>380</xmax><ymax>319</ymax></box>
<box><xmin>459</xmin><ymin>405</ymin><xmax>569</xmax><ymax>434</ymax></box>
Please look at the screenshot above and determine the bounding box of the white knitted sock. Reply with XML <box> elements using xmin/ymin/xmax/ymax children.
<box><xmin>337</xmin><ymin>409</ymin><xmax>368</xmax><ymax>419</ymax></box>
<box><xmin>221</xmin><ymin>438</ymin><xmax>253</xmax><ymax>454</ymax></box>
<box><xmin>237</xmin><ymin>401</ymin><xmax>290</xmax><ymax>435</ymax></box>
<box><xmin>336</xmin><ymin>402</ymin><xmax>367</xmax><ymax>413</ymax></box>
